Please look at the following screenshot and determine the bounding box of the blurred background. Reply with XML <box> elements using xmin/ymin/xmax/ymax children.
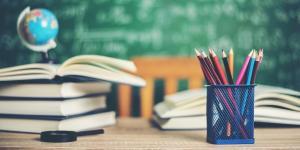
<box><xmin>0</xmin><ymin>0</ymin><xmax>299</xmax><ymax>115</ymax></box>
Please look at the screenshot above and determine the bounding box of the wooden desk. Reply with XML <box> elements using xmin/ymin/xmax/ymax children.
<box><xmin>0</xmin><ymin>118</ymin><xmax>299</xmax><ymax>149</ymax></box>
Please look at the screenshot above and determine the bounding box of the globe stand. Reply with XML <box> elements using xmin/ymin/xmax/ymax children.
<box><xmin>39</xmin><ymin>51</ymin><xmax>56</xmax><ymax>64</ymax></box>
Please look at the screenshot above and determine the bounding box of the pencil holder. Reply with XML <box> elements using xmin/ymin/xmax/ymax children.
<box><xmin>206</xmin><ymin>85</ymin><xmax>255</xmax><ymax>144</ymax></box>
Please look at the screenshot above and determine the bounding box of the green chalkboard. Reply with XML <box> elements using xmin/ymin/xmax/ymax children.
<box><xmin>0</xmin><ymin>0</ymin><xmax>299</xmax><ymax>90</ymax></box>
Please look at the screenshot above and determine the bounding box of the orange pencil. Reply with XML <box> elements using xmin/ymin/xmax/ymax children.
<box><xmin>228</xmin><ymin>48</ymin><xmax>234</xmax><ymax>78</ymax></box>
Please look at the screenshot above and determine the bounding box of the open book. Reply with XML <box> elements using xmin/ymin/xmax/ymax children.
<box><xmin>154</xmin><ymin>84</ymin><xmax>300</xmax><ymax>130</ymax></box>
<box><xmin>0</xmin><ymin>55</ymin><xmax>145</xmax><ymax>86</ymax></box>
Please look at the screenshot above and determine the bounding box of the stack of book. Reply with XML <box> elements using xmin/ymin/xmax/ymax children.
<box><xmin>0</xmin><ymin>55</ymin><xmax>145</xmax><ymax>133</ymax></box>
<box><xmin>153</xmin><ymin>85</ymin><xmax>300</xmax><ymax>130</ymax></box>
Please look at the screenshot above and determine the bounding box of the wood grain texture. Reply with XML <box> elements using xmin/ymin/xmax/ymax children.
<box><xmin>0</xmin><ymin>118</ymin><xmax>299</xmax><ymax>149</ymax></box>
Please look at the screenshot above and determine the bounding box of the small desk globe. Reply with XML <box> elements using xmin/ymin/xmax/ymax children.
<box><xmin>17</xmin><ymin>7</ymin><xmax>58</xmax><ymax>53</ymax></box>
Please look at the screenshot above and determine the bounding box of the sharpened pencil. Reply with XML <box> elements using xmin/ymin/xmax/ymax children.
<box><xmin>195</xmin><ymin>49</ymin><xmax>211</xmax><ymax>84</ymax></box>
<box><xmin>209</xmin><ymin>49</ymin><xmax>228</xmax><ymax>84</ymax></box>
<box><xmin>203</xmin><ymin>50</ymin><xmax>240</xmax><ymax>137</ymax></box>
<box><xmin>209</xmin><ymin>48</ymin><xmax>231</xmax><ymax>137</ymax></box>
<box><xmin>201</xmin><ymin>51</ymin><xmax>222</xmax><ymax>84</ymax></box>
<box><xmin>246</xmin><ymin>50</ymin><xmax>256</xmax><ymax>85</ymax></box>
<box><xmin>241</xmin><ymin>50</ymin><xmax>257</xmax><ymax>114</ymax></box>
<box><xmin>251</xmin><ymin>49</ymin><xmax>263</xmax><ymax>84</ymax></box>
<box><xmin>194</xmin><ymin>49</ymin><xmax>249</xmax><ymax>138</ymax></box>
<box><xmin>236</xmin><ymin>50</ymin><xmax>253</xmax><ymax>85</ymax></box>
<box><xmin>222</xmin><ymin>50</ymin><xmax>234</xmax><ymax>84</ymax></box>
<box><xmin>228</xmin><ymin>48</ymin><xmax>234</xmax><ymax>78</ymax></box>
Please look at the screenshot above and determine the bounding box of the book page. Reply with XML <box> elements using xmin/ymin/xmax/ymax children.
<box><xmin>61</xmin><ymin>55</ymin><xmax>137</xmax><ymax>72</ymax></box>
<box><xmin>0</xmin><ymin>64</ymin><xmax>57</xmax><ymax>81</ymax></box>
<box><xmin>57</xmin><ymin>64</ymin><xmax>145</xmax><ymax>86</ymax></box>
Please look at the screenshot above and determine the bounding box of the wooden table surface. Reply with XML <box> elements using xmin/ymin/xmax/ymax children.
<box><xmin>0</xmin><ymin>118</ymin><xmax>299</xmax><ymax>149</ymax></box>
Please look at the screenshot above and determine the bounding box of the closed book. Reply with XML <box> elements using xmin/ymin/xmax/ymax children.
<box><xmin>153</xmin><ymin>114</ymin><xmax>206</xmax><ymax>130</ymax></box>
<box><xmin>0</xmin><ymin>55</ymin><xmax>145</xmax><ymax>86</ymax></box>
<box><xmin>0</xmin><ymin>94</ymin><xmax>107</xmax><ymax>116</ymax></box>
<box><xmin>0</xmin><ymin>109</ymin><xmax>116</xmax><ymax>133</ymax></box>
<box><xmin>154</xmin><ymin>99</ymin><xmax>206</xmax><ymax>118</ymax></box>
<box><xmin>0</xmin><ymin>81</ymin><xmax>111</xmax><ymax>98</ymax></box>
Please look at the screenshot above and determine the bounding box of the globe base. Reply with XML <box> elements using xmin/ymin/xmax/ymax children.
<box><xmin>38</xmin><ymin>52</ymin><xmax>57</xmax><ymax>64</ymax></box>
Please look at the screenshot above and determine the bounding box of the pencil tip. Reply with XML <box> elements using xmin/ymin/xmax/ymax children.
<box><xmin>222</xmin><ymin>49</ymin><xmax>226</xmax><ymax>57</ymax></box>
<box><xmin>208</xmin><ymin>48</ymin><xmax>213</xmax><ymax>54</ymax></box>
<box><xmin>248</xmin><ymin>50</ymin><xmax>254</xmax><ymax>56</ymax></box>
<box><xmin>260</xmin><ymin>49</ymin><xmax>264</xmax><ymax>57</ymax></box>
<box><xmin>201</xmin><ymin>51</ymin><xmax>208</xmax><ymax>57</ymax></box>
<box><xmin>252</xmin><ymin>50</ymin><xmax>257</xmax><ymax>58</ymax></box>
<box><xmin>259</xmin><ymin>48</ymin><xmax>264</xmax><ymax>60</ymax></box>
<box><xmin>194</xmin><ymin>48</ymin><xmax>201</xmax><ymax>56</ymax></box>
<box><xmin>210</xmin><ymin>48</ymin><xmax>216</xmax><ymax>56</ymax></box>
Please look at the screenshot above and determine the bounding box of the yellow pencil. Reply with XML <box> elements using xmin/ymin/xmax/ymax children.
<box><xmin>228</xmin><ymin>48</ymin><xmax>234</xmax><ymax>77</ymax></box>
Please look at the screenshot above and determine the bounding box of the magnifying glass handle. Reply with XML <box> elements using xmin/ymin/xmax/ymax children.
<box><xmin>77</xmin><ymin>129</ymin><xmax>105</xmax><ymax>136</ymax></box>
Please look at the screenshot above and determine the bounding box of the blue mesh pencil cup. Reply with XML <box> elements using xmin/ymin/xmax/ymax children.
<box><xmin>206</xmin><ymin>85</ymin><xmax>255</xmax><ymax>144</ymax></box>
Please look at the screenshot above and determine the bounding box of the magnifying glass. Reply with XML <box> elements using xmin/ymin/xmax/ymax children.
<box><xmin>40</xmin><ymin>129</ymin><xmax>104</xmax><ymax>143</ymax></box>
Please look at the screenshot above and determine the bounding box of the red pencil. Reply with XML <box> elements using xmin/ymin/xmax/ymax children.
<box><xmin>200</xmin><ymin>51</ymin><xmax>218</xmax><ymax>84</ymax></box>
<box><xmin>209</xmin><ymin>48</ymin><xmax>233</xmax><ymax>136</ymax></box>
<box><xmin>195</xmin><ymin>49</ymin><xmax>211</xmax><ymax>84</ymax></box>
<box><xmin>196</xmin><ymin>51</ymin><xmax>231</xmax><ymax>137</ymax></box>
<box><xmin>209</xmin><ymin>49</ymin><xmax>228</xmax><ymax>84</ymax></box>
<box><xmin>201</xmin><ymin>51</ymin><xmax>222</xmax><ymax>84</ymax></box>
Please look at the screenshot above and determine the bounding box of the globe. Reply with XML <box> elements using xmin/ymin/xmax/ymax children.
<box><xmin>17</xmin><ymin>7</ymin><xmax>58</xmax><ymax>53</ymax></box>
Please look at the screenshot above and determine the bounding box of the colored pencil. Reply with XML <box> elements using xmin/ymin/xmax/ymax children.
<box><xmin>228</xmin><ymin>48</ymin><xmax>234</xmax><ymax>77</ymax></box>
<box><xmin>235</xmin><ymin>50</ymin><xmax>253</xmax><ymax>85</ymax></box>
<box><xmin>241</xmin><ymin>50</ymin><xmax>256</xmax><ymax>114</ymax></box>
<box><xmin>197</xmin><ymin>50</ymin><xmax>242</xmax><ymax>111</ymax></box>
<box><xmin>201</xmin><ymin>51</ymin><xmax>222</xmax><ymax>84</ymax></box>
<box><xmin>195</xmin><ymin>49</ymin><xmax>211</xmax><ymax>84</ymax></box>
<box><xmin>208</xmin><ymin>49</ymin><xmax>232</xmax><ymax>136</ymax></box>
<box><xmin>222</xmin><ymin>50</ymin><xmax>234</xmax><ymax>84</ymax></box>
<box><xmin>197</xmin><ymin>50</ymin><xmax>232</xmax><ymax>137</ymax></box>
<box><xmin>246</xmin><ymin>50</ymin><xmax>256</xmax><ymax>84</ymax></box>
<box><xmin>195</xmin><ymin>49</ymin><xmax>218</xmax><ymax>85</ymax></box>
<box><xmin>194</xmin><ymin>48</ymin><xmax>264</xmax><ymax>138</ymax></box>
<box><xmin>195</xmin><ymin>49</ymin><xmax>249</xmax><ymax>138</ymax></box>
<box><xmin>209</xmin><ymin>49</ymin><xmax>228</xmax><ymax>84</ymax></box>
<box><xmin>251</xmin><ymin>49</ymin><xmax>263</xmax><ymax>84</ymax></box>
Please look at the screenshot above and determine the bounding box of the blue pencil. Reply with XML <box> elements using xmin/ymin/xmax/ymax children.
<box><xmin>246</xmin><ymin>51</ymin><xmax>256</xmax><ymax>85</ymax></box>
<box><xmin>241</xmin><ymin>50</ymin><xmax>256</xmax><ymax>114</ymax></box>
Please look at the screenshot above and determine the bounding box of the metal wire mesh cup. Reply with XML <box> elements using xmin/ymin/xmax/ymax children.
<box><xmin>206</xmin><ymin>85</ymin><xmax>255</xmax><ymax>144</ymax></box>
